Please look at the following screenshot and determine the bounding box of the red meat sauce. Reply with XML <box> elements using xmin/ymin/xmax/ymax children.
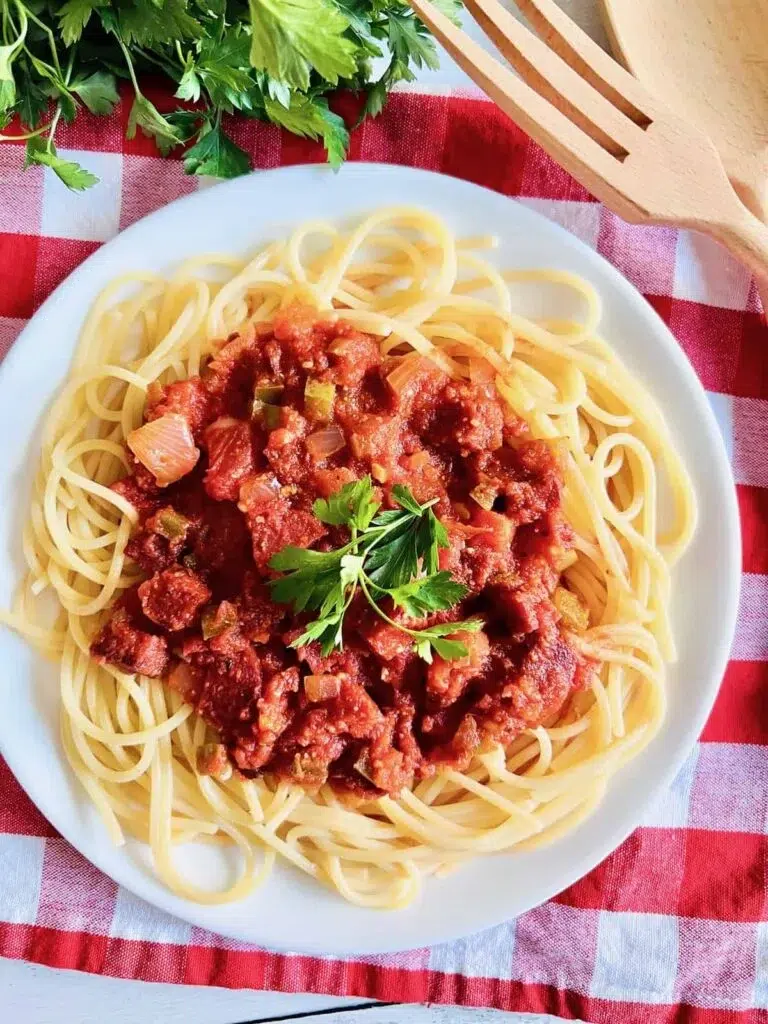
<box><xmin>91</xmin><ymin>304</ymin><xmax>593</xmax><ymax>798</ymax></box>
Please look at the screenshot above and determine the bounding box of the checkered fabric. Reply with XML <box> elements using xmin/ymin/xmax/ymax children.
<box><xmin>0</xmin><ymin>87</ymin><xmax>766</xmax><ymax>1024</ymax></box>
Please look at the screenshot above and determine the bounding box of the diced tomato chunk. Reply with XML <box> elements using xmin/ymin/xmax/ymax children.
<box><xmin>427</xmin><ymin>629</ymin><xmax>490</xmax><ymax>706</ymax></box>
<box><xmin>239</xmin><ymin>494</ymin><xmax>325</xmax><ymax>568</ymax></box>
<box><xmin>138</xmin><ymin>566</ymin><xmax>211</xmax><ymax>631</ymax></box>
<box><xmin>91</xmin><ymin>608</ymin><xmax>169</xmax><ymax>677</ymax></box>
<box><xmin>203</xmin><ymin>416</ymin><xmax>256</xmax><ymax>502</ymax></box>
<box><xmin>327</xmin><ymin>331</ymin><xmax>382</xmax><ymax>387</ymax></box>
<box><xmin>147</xmin><ymin>378</ymin><xmax>216</xmax><ymax>439</ymax></box>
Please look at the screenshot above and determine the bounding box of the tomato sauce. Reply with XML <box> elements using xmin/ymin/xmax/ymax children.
<box><xmin>92</xmin><ymin>306</ymin><xmax>591</xmax><ymax>796</ymax></box>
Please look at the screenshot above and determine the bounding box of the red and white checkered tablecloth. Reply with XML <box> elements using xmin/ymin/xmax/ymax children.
<box><xmin>1</xmin><ymin>85</ymin><xmax>767</xmax><ymax>1024</ymax></box>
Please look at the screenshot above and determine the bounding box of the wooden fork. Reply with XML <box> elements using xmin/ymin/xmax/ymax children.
<box><xmin>408</xmin><ymin>0</ymin><xmax>768</xmax><ymax>286</ymax></box>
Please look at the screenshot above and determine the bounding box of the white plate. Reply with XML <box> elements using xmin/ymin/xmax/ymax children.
<box><xmin>0</xmin><ymin>164</ymin><xmax>740</xmax><ymax>954</ymax></box>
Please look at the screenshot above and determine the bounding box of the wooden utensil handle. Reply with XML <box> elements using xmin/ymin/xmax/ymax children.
<box><xmin>705</xmin><ymin>207</ymin><xmax>768</xmax><ymax>294</ymax></box>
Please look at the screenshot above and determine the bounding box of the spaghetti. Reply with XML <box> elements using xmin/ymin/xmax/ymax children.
<box><xmin>1</xmin><ymin>206</ymin><xmax>696</xmax><ymax>909</ymax></box>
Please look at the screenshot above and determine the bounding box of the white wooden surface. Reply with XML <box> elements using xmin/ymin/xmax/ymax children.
<box><xmin>2</xmin><ymin>2</ymin><xmax>604</xmax><ymax>1021</ymax></box>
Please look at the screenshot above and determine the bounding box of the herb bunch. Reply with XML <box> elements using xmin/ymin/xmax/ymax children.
<box><xmin>0</xmin><ymin>0</ymin><xmax>461</xmax><ymax>191</ymax></box>
<box><xmin>268</xmin><ymin>476</ymin><xmax>483</xmax><ymax>662</ymax></box>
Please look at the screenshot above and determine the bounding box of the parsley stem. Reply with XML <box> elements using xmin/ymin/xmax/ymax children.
<box><xmin>20</xmin><ymin>3</ymin><xmax>61</xmax><ymax>78</ymax></box>
<box><xmin>0</xmin><ymin>124</ymin><xmax>50</xmax><ymax>141</ymax></box>
<box><xmin>358</xmin><ymin>572</ymin><xmax>427</xmax><ymax>641</ymax></box>
<box><xmin>116</xmin><ymin>35</ymin><xmax>143</xmax><ymax>98</ymax></box>
<box><xmin>45</xmin><ymin>104</ymin><xmax>61</xmax><ymax>153</ymax></box>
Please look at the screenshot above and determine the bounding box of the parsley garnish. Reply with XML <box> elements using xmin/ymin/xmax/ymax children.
<box><xmin>268</xmin><ymin>477</ymin><xmax>483</xmax><ymax>663</ymax></box>
<box><xmin>0</xmin><ymin>1</ymin><xmax>451</xmax><ymax>191</ymax></box>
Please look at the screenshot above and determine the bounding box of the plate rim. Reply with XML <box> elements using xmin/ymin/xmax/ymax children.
<box><xmin>0</xmin><ymin>162</ymin><xmax>742</xmax><ymax>953</ymax></box>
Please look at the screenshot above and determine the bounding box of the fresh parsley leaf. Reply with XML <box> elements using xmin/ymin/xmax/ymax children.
<box><xmin>292</xmin><ymin>610</ymin><xmax>345</xmax><ymax>655</ymax></box>
<box><xmin>365</xmin><ymin>486</ymin><xmax>448</xmax><ymax>587</ymax></box>
<box><xmin>339</xmin><ymin>552</ymin><xmax>365</xmax><ymax>588</ymax></box>
<box><xmin>430</xmin><ymin>0</ymin><xmax>463</xmax><ymax>26</ymax></box>
<box><xmin>176</xmin><ymin>64</ymin><xmax>201</xmax><ymax>103</ymax></box>
<box><xmin>414</xmin><ymin>637</ymin><xmax>434</xmax><ymax>663</ymax></box>
<box><xmin>165</xmin><ymin>109</ymin><xmax>205</xmax><ymax>141</ymax></box>
<box><xmin>24</xmin><ymin>136</ymin><xmax>99</xmax><ymax>191</ymax></box>
<box><xmin>387</xmin><ymin>10</ymin><xmax>440</xmax><ymax>72</ymax></box>
<box><xmin>364</xmin><ymin>519</ymin><xmax>420</xmax><ymax>589</ymax></box>
<box><xmin>263</xmin><ymin>74</ymin><xmax>291</xmax><ymax>109</ymax></box>
<box><xmin>264</xmin><ymin>94</ymin><xmax>349</xmax><ymax>168</ymax></box>
<box><xmin>408</xmin><ymin>618</ymin><xmax>484</xmax><ymax>662</ymax></box>
<box><xmin>15</xmin><ymin>65</ymin><xmax>50</xmax><ymax>128</ymax></box>
<box><xmin>0</xmin><ymin>45</ymin><xmax>17</xmax><ymax>114</ymax></box>
<box><xmin>268</xmin><ymin>546</ymin><xmax>348</xmax><ymax>613</ymax></box>
<box><xmin>248</xmin><ymin>0</ymin><xmax>358</xmax><ymax>92</ymax></box>
<box><xmin>182</xmin><ymin>121</ymin><xmax>251</xmax><ymax>178</ymax></box>
<box><xmin>117</xmin><ymin>0</ymin><xmax>204</xmax><ymax>47</ymax></box>
<box><xmin>70</xmin><ymin>71</ymin><xmax>119</xmax><ymax>116</ymax></box>
<box><xmin>388</xmin><ymin>572</ymin><xmax>467</xmax><ymax>618</ymax></box>
<box><xmin>362</xmin><ymin>78</ymin><xmax>388</xmax><ymax>120</ymax></box>
<box><xmin>430</xmin><ymin>636</ymin><xmax>469</xmax><ymax>660</ymax></box>
<box><xmin>127</xmin><ymin>95</ymin><xmax>183</xmax><ymax>154</ymax></box>
<box><xmin>390</xmin><ymin>483</ymin><xmax>425</xmax><ymax>516</ymax></box>
<box><xmin>269</xmin><ymin>475</ymin><xmax>481</xmax><ymax>662</ymax></box>
<box><xmin>313</xmin><ymin>475</ymin><xmax>379</xmax><ymax>530</ymax></box>
<box><xmin>57</xmin><ymin>0</ymin><xmax>107</xmax><ymax>46</ymax></box>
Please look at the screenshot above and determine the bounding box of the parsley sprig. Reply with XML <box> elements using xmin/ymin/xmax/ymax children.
<box><xmin>0</xmin><ymin>0</ymin><xmax>458</xmax><ymax>190</ymax></box>
<box><xmin>268</xmin><ymin>477</ymin><xmax>483</xmax><ymax>662</ymax></box>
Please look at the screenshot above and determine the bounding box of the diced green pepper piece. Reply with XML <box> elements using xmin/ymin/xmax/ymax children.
<box><xmin>156</xmin><ymin>508</ymin><xmax>190</xmax><ymax>540</ymax></box>
<box><xmin>304</xmin><ymin>378</ymin><xmax>336</xmax><ymax>422</ymax></box>
<box><xmin>251</xmin><ymin>399</ymin><xmax>281</xmax><ymax>429</ymax></box>
<box><xmin>254</xmin><ymin>383</ymin><xmax>284</xmax><ymax>404</ymax></box>
<box><xmin>201</xmin><ymin>602</ymin><xmax>238</xmax><ymax>641</ymax></box>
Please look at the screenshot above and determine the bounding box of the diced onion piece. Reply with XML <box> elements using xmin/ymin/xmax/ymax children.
<box><xmin>387</xmin><ymin>355</ymin><xmax>426</xmax><ymax>395</ymax></box>
<box><xmin>553</xmin><ymin>586</ymin><xmax>589</xmax><ymax>631</ymax></box>
<box><xmin>127</xmin><ymin>413</ymin><xmax>199</xmax><ymax>487</ymax></box>
<box><xmin>306</xmin><ymin>425</ymin><xmax>345</xmax><ymax>460</ymax></box>
<box><xmin>470</xmin><ymin>482</ymin><xmax>498</xmax><ymax>511</ymax></box>
<box><xmin>156</xmin><ymin>507</ymin><xmax>189</xmax><ymax>540</ymax></box>
<box><xmin>303</xmin><ymin>673</ymin><xmax>341</xmax><ymax>702</ymax></box>
<box><xmin>304</xmin><ymin>378</ymin><xmax>336</xmax><ymax>422</ymax></box>
<box><xmin>371</xmin><ymin>462</ymin><xmax>389</xmax><ymax>483</ymax></box>
<box><xmin>238</xmin><ymin>472</ymin><xmax>281</xmax><ymax>510</ymax></box>
<box><xmin>201</xmin><ymin>600</ymin><xmax>238</xmax><ymax>641</ymax></box>
<box><xmin>353</xmin><ymin>749</ymin><xmax>374</xmax><ymax>783</ymax></box>
<box><xmin>254</xmin><ymin>382</ymin><xmax>284</xmax><ymax>404</ymax></box>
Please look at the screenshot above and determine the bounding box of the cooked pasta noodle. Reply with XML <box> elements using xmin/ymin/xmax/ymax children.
<box><xmin>1</xmin><ymin>206</ymin><xmax>695</xmax><ymax>909</ymax></box>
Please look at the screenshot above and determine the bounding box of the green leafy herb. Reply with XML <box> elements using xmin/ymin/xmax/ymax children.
<box><xmin>70</xmin><ymin>71</ymin><xmax>119</xmax><ymax>115</ymax></box>
<box><xmin>248</xmin><ymin>0</ymin><xmax>357</xmax><ymax>92</ymax></box>
<box><xmin>269</xmin><ymin>476</ymin><xmax>483</xmax><ymax>662</ymax></box>
<box><xmin>127</xmin><ymin>95</ymin><xmax>183</xmax><ymax>149</ymax></box>
<box><xmin>0</xmin><ymin>1</ymin><xmax>454</xmax><ymax>191</ymax></box>
<box><xmin>264</xmin><ymin>93</ymin><xmax>348</xmax><ymax>169</ymax></box>
<box><xmin>24</xmin><ymin>135</ymin><xmax>99</xmax><ymax>191</ymax></box>
<box><xmin>182</xmin><ymin>121</ymin><xmax>251</xmax><ymax>178</ymax></box>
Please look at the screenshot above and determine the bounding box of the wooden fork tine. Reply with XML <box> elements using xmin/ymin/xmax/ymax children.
<box><xmin>407</xmin><ymin>0</ymin><xmax>634</xmax><ymax>214</ymax></box>
<box><xmin>516</xmin><ymin>0</ymin><xmax>658</xmax><ymax>123</ymax></box>
<box><xmin>460</xmin><ymin>0</ymin><xmax>640</xmax><ymax>155</ymax></box>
